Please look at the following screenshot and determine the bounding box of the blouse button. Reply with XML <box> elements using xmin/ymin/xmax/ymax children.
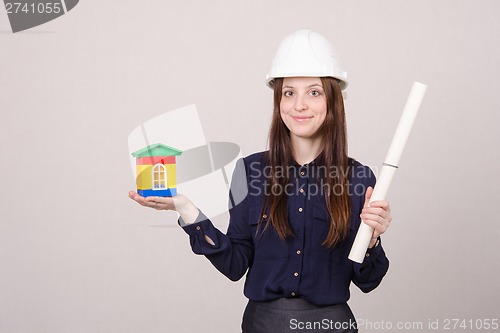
<box><xmin>291</xmin><ymin>292</ymin><xmax>296</xmax><ymax>297</ymax></box>
<box><xmin>296</xmin><ymin>250</ymin><xmax>301</xmax><ymax>255</ymax></box>
<box><xmin>293</xmin><ymin>272</ymin><xmax>299</xmax><ymax>277</ymax></box>
<box><xmin>299</xmin><ymin>188</ymin><xmax>304</xmax><ymax>194</ymax></box>
<box><xmin>262</xmin><ymin>214</ymin><xmax>267</xmax><ymax>219</ymax></box>
<box><xmin>196</xmin><ymin>226</ymin><xmax>201</xmax><ymax>231</ymax></box>
<box><xmin>298</xmin><ymin>207</ymin><xmax>303</xmax><ymax>213</ymax></box>
<box><xmin>300</xmin><ymin>171</ymin><xmax>305</xmax><ymax>176</ymax></box>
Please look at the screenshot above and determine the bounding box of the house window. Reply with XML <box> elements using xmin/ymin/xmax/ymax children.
<box><xmin>152</xmin><ymin>163</ymin><xmax>167</xmax><ymax>190</ymax></box>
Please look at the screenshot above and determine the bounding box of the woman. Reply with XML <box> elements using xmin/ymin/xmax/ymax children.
<box><xmin>129</xmin><ymin>29</ymin><xmax>391</xmax><ymax>333</ymax></box>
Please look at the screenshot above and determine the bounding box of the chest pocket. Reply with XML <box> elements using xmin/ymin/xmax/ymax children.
<box><xmin>310</xmin><ymin>204</ymin><xmax>356</xmax><ymax>261</ymax></box>
<box><xmin>311</xmin><ymin>205</ymin><xmax>333</xmax><ymax>241</ymax></box>
<box><xmin>248</xmin><ymin>205</ymin><xmax>266</xmax><ymax>226</ymax></box>
<box><xmin>312</xmin><ymin>204</ymin><xmax>357</xmax><ymax>232</ymax></box>
<box><xmin>310</xmin><ymin>205</ymin><xmax>359</xmax><ymax>252</ymax></box>
<box><xmin>248</xmin><ymin>206</ymin><xmax>289</xmax><ymax>260</ymax></box>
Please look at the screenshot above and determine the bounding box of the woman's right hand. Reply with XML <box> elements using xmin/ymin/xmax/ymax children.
<box><xmin>128</xmin><ymin>191</ymin><xmax>200</xmax><ymax>224</ymax></box>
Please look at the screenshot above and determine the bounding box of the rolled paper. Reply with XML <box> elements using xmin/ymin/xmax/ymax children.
<box><xmin>348</xmin><ymin>82</ymin><xmax>427</xmax><ymax>263</ymax></box>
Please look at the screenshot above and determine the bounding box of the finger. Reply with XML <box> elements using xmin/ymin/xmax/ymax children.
<box><xmin>142</xmin><ymin>196</ymin><xmax>163</xmax><ymax>208</ymax></box>
<box><xmin>129</xmin><ymin>191</ymin><xmax>148</xmax><ymax>205</ymax></box>
<box><xmin>372</xmin><ymin>230</ymin><xmax>382</xmax><ymax>239</ymax></box>
<box><xmin>130</xmin><ymin>194</ymin><xmax>158</xmax><ymax>208</ymax></box>
<box><xmin>360</xmin><ymin>212</ymin><xmax>386</xmax><ymax>224</ymax></box>
<box><xmin>368</xmin><ymin>200</ymin><xmax>391</xmax><ymax>213</ymax></box>
<box><xmin>363</xmin><ymin>208</ymin><xmax>391</xmax><ymax>221</ymax></box>
<box><xmin>362</xmin><ymin>218</ymin><xmax>388</xmax><ymax>235</ymax></box>
<box><xmin>363</xmin><ymin>186</ymin><xmax>374</xmax><ymax>209</ymax></box>
<box><xmin>144</xmin><ymin>199</ymin><xmax>160</xmax><ymax>209</ymax></box>
<box><xmin>128</xmin><ymin>191</ymin><xmax>140</xmax><ymax>200</ymax></box>
<box><xmin>361</xmin><ymin>206</ymin><xmax>385</xmax><ymax>217</ymax></box>
<box><xmin>144</xmin><ymin>196</ymin><xmax>162</xmax><ymax>203</ymax></box>
<box><xmin>146</xmin><ymin>196</ymin><xmax>177</xmax><ymax>210</ymax></box>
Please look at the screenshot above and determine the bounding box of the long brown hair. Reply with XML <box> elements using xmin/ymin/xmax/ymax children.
<box><xmin>259</xmin><ymin>77</ymin><xmax>351</xmax><ymax>248</ymax></box>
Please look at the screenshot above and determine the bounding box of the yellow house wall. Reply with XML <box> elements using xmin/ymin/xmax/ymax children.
<box><xmin>136</xmin><ymin>163</ymin><xmax>177</xmax><ymax>190</ymax></box>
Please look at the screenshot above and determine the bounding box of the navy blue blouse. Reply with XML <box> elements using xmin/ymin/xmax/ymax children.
<box><xmin>180</xmin><ymin>151</ymin><xmax>389</xmax><ymax>306</ymax></box>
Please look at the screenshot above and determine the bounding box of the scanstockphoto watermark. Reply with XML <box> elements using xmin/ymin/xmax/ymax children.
<box><xmin>248</xmin><ymin>161</ymin><xmax>377</xmax><ymax>181</ymax></box>
<box><xmin>289</xmin><ymin>318</ymin><xmax>358</xmax><ymax>331</ymax></box>
<box><xmin>290</xmin><ymin>318</ymin><xmax>499</xmax><ymax>331</ymax></box>
<box><xmin>249</xmin><ymin>178</ymin><xmax>372</xmax><ymax>199</ymax></box>
<box><xmin>246</xmin><ymin>161</ymin><xmax>378</xmax><ymax>199</ymax></box>
<box><xmin>357</xmin><ymin>318</ymin><xmax>499</xmax><ymax>331</ymax></box>
<box><xmin>357</xmin><ymin>318</ymin><xmax>424</xmax><ymax>331</ymax></box>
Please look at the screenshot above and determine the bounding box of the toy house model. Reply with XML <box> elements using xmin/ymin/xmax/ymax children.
<box><xmin>131</xmin><ymin>143</ymin><xmax>183</xmax><ymax>197</ymax></box>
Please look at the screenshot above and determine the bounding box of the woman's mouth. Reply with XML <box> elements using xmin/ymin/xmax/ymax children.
<box><xmin>292</xmin><ymin>116</ymin><xmax>313</xmax><ymax>122</ymax></box>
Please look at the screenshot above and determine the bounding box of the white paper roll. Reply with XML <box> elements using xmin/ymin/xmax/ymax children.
<box><xmin>348</xmin><ymin>82</ymin><xmax>427</xmax><ymax>263</ymax></box>
<box><xmin>384</xmin><ymin>82</ymin><xmax>427</xmax><ymax>167</ymax></box>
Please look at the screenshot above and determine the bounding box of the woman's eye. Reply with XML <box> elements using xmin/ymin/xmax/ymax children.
<box><xmin>283</xmin><ymin>91</ymin><xmax>293</xmax><ymax>97</ymax></box>
<box><xmin>310</xmin><ymin>90</ymin><xmax>321</xmax><ymax>97</ymax></box>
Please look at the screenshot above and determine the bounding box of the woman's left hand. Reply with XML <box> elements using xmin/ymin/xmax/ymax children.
<box><xmin>360</xmin><ymin>186</ymin><xmax>392</xmax><ymax>246</ymax></box>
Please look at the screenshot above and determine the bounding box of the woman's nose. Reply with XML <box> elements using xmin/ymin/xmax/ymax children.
<box><xmin>294</xmin><ymin>95</ymin><xmax>307</xmax><ymax>111</ymax></box>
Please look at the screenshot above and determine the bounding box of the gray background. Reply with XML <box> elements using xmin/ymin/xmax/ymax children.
<box><xmin>1</xmin><ymin>1</ymin><xmax>499</xmax><ymax>332</ymax></box>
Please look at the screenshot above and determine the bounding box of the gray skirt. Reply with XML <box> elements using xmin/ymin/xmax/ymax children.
<box><xmin>242</xmin><ymin>298</ymin><xmax>358</xmax><ymax>333</ymax></box>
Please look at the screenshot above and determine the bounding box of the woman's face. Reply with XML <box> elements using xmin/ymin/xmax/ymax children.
<box><xmin>280</xmin><ymin>77</ymin><xmax>327</xmax><ymax>141</ymax></box>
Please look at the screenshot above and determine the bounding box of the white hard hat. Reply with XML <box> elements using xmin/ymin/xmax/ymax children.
<box><xmin>266</xmin><ymin>29</ymin><xmax>348</xmax><ymax>91</ymax></box>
